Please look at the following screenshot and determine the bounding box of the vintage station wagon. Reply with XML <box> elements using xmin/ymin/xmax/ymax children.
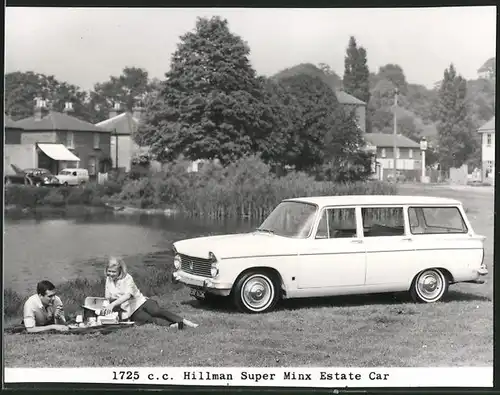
<box><xmin>172</xmin><ymin>195</ymin><xmax>488</xmax><ymax>313</ymax></box>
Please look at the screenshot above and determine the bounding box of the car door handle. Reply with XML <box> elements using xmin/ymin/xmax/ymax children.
<box><xmin>350</xmin><ymin>239</ymin><xmax>363</xmax><ymax>244</ymax></box>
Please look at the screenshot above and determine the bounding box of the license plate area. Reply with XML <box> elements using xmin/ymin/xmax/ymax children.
<box><xmin>190</xmin><ymin>289</ymin><xmax>205</xmax><ymax>299</ymax></box>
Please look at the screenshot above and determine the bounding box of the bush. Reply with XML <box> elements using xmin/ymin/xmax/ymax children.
<box><xmin>110</xmin><ymin>155</ymin><xmax>397</xmax><ymax>219</ymax></box>
<box><xmin>42</xmin><ymin>190</ymin><xmax>66</xmax><ymax>207</ymax></box>
<box><xmin>5</xmin><ymin>185</ymin><xmax>52</xmax><ymax>208</ymax></box>
<box><xmin>4</xmin><ymin>288</ymin><xmax>24</xmax><ymax>318</ymax></box>
<box><xmin>5</xmin><ymin>184</ymin><xmax>107</xmax><ymax>208</ymax></box>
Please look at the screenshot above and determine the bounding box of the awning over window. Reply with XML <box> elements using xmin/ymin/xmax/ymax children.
<box><xmin>37</xmin><ymin>144</ymin><xmax>80</xmax><ymax>161</ymax></box>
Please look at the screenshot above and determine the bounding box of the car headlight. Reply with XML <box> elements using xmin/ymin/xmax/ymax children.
<box><xmin>173</xmin><ymin>254</ymin><xmax>181</xmax><ymax>270</ymax></box>
<box><xmin>209</xmin><ymin>252</ymin><xmax>218</xmax><ymax>277</ymax></box>
<box><xmin>210</xmin><ymin>262</ymin><xmax>219</xmax><ymax>278</ymax></box>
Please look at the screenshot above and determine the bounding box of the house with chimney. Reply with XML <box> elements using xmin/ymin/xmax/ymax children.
<box><xmin>95</xmin><ymin>104</ymin><xmax>149</xmax><ymax>172</ymax></box>
<box><xmin>7</xmin><ymin>98</ymin><xmax>112</xmax><ymax>178</ymax></box>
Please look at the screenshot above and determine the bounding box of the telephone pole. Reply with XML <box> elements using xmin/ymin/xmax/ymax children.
<box><xmin>393</xmin><ymin>88</ymin><xmax>399</xmax><ymax>180</ymax></box>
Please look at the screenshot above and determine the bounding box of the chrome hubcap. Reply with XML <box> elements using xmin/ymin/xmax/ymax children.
<box><xmin>242</xmin><ymin>276</ymin><xmax>273</xmax><ymax>311</ymax></box>
<box><xmin>417</xmin><ymin>271</ymin><xmax>443</xmax><ymax>300</ymax></box>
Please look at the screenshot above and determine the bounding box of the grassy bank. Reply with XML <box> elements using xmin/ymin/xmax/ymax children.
<box><xmin>5</xmin><ymin>157</ymin><xmax>397</xmax><ymax>219</ymax></box>
<box><xmin>4</xmin><ymin>250</ymin><xmax>181</xmax><ymax>323</ymax></box>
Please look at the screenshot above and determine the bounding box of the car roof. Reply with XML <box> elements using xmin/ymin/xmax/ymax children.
<box><xmin>284</xmin><ymin>195</ymin><xmax>462</xmax><ymax>207</ymax></box>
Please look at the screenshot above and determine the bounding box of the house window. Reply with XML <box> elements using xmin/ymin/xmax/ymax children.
<box><xmin>93</xmin><ymin>133</ymin><xmax>100</xmax><ymax>149</ymax></box>
<box><xmin>486</xmin><ymin>133</ymin><xmax>492</xmax><ymax>147</ymax></box>
<box><xmin>396</xmin><ymin>148</ymin><xmax>401</xmax><ymax>159</ymax></box>
<box><xmin>409</xmin><ymin>149</ymin><xmax>413</xmax><ymax>159</ymax></box>
<box><xmin>381</xmin><ymin>148</ymin><xmax>386</xmax><ymax>158</ymax></box>
<box><xmin>66</xmin><ymin>132</ymin><xmax>74</xmax><ymax>148</ymax></box>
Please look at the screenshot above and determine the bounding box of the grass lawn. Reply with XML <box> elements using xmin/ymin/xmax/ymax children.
<box><xmin>4</xmin><ymin>184</ymin><xmax>493</xmax><ymax>367</ymax></box>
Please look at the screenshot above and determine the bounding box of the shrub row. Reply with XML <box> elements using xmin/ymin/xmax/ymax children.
<box><xmin>112</xmin><ymin>156</ymin><xmax>398</xmax><ymax>218</ymax></box>
<box><xmin>5</xmin><ymin>156</ymin><xmax>397</xmax><ymax>218</ymax></box>
<box><xmin>4</xmin><ymin>181</ymin><xmax>123</xmax><ymax>209</ymax></box>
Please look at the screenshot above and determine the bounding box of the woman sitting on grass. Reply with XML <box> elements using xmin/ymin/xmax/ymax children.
<box><xmin>101</xmin><ymin>256</ymin><xmax>197</xmax><ymax>329</ymax></box>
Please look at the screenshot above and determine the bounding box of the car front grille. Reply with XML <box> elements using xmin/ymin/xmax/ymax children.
<box><xmin>180</xmin><ymin>254</ymin><xmax>212</xmax><ymax>277</ymax></box>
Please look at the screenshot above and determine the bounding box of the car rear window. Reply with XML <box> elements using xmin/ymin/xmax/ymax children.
<box><xmin>408</xmin><ymin>206</ymin><xmax>467</xmax><ymax>234</ymax></box>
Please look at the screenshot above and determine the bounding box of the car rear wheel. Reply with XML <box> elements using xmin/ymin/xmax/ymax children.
<box><xmin>410</xmin><ymin>268</ymin><xmax>448</xmax><ymax>303</ymax></box>
<box><xmin>233</xmin><ymin>271</ymin><xmax>280</xmax><ymax>313</ymax></box>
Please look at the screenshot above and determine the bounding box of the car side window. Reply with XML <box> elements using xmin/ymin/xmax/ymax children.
<box><xmin>315</xmin><ymin>208</ymin><xmax>357</xmax><ymax>239</ymax></box>
<box><xmin>409</xmin><ymin>206</ymin><xmax>467</xmax><ymax>234</ymax></box>
<box><xmin>362</xmin><ymin>207</ymin><xmax>405</xmax><ymax>237</ymax></box>
<box><xmin>316</xmin><ymin>211</ymin><xmax>329</xmax><ymax>239</ymax></box>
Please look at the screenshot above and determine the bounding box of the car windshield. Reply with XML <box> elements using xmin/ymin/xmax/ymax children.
<box><xmin>59</xmin><ymin>170</ymin><xmax>71</xmax><ymax>175</ymax></box>
<box><xmin>257</xmin><ymin>201</ymin><xmax>318</xmax><ymax>238</ymax></box>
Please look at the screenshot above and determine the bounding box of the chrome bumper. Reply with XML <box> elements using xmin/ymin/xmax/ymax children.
<box><xmin>172</xmin><ymin>270</ymin><xmax>232</xmax><ymax>296</ymax></box>
<box><xmin>463</xmin><ymin>267</ymin><xmax>488</xmax><ymax>284</ymax></box>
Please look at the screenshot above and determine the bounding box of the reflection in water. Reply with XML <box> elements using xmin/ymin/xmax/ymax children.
<box><xmin>5</xmin><ymin>213</ymin><xmax>259</xmax><ymax>294</ymax></box>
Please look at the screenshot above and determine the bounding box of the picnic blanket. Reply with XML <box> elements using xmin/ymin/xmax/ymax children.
<box><xmin>5</xmin><ymin>322</ymin><xmax>135</xmax><ymax>335</ymax></box>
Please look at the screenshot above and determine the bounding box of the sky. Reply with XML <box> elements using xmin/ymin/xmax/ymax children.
<box><xmin>5</xmin><ymin>7</ymin><xmax>497</xmax><ymax>92</ymax></box>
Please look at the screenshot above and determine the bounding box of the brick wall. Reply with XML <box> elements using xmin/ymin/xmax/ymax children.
<box><xmin>55</xmin><ymin>131</ymin><xmax>111</xmax><ymax>174</ymax></box>
<box><xmin>5</xmin><ymin>128</ymin><xmax>22</xmax><ymax>144</ymax></box>
<box><xmin>20</xmin><ymin>132</ymin><xmax>57</xmax><ymax>145</ymax></box>
<box><xmin>5</xmin><ymin>144</ymin><xmax>37</xmax><ymax>173</ymax></box>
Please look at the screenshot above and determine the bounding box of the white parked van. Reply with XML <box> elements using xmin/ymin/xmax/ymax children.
<box><xmin>57</xmin><ymin>168</ymin><xmax>90</xmax><ymax>186</ymax></box>
<box><xmin>172</xmin><ymin>195</ymin><xmax>488</xmax><ymax>313</ymax></box>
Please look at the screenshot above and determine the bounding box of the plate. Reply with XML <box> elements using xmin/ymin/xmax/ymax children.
<box><xmin>190</xmin><ymin>289</ymin><xmax>205</xmax><ymax>299</ymax></box>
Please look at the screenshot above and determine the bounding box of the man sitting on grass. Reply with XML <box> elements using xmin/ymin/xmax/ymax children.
<box><xmin>23</xmin><ymin>280</ymin><xmax>69</xmax><ymax>333</ymax></box>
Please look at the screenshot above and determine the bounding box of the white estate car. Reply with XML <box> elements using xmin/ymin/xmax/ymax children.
<box><xmin>172</xmin><ymin>195</ymin><xmax>488</xmax><ymax>313</ymax></box>
<box><xmin>57</xmin><ymin>168</ymin><xmax>90</xmax><ymax>186</ymax></box>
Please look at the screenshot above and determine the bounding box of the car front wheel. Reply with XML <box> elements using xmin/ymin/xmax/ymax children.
<box><xmin>410</xmin><ymin>268</ymin><xmax>448</xmax><ymax>303</ymax></box>
<box><xmin>233</xmin><ymin>271</ymin><xmax>280</xmax><ymax>313</ymax></box>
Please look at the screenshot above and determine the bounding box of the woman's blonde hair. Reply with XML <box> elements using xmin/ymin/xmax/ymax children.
<box><xmin>105</xmin><ymin>256</ymin><xmax>128</xmax><ymax>280</ymax></box>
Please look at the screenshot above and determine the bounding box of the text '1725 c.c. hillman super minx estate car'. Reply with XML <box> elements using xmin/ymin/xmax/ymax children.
<box><xmin>172</xmin><ymin>195</ymin><xmax>488</xmax><ymax>313</ymax></box>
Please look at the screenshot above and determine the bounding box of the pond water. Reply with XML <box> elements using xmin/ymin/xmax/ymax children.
<box><xmin>4</xmin><ymin>212</ymin><xmax>259</xmax><ymax>295</ymax></box>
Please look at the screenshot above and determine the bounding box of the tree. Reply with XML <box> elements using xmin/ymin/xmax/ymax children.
<box><xmin>406</xmin><ymin>83</ymin><xmax>438</xmax><ymax>123</ymax></box>
<box><xmin>136</xmin><ymin>16</ymin><xmax>273</xmax><ymax>165</ymax></box>
<box><xmin>276</xmin><ymin>73</ymin><xmax>345</xmax><ymax>171</ymax></box>
<box><xmin>343</xmin><ymin>36</ymin><xmax>371</xmax><ymax>104</ymax></box>
<box><xmin>88</xmin><ymin>67</ymin><xmax>154</xmax><ymax>123</ymax></box>
<box><xmin>258</xmin><ymin>77</ymin><xmax>302</xmax><ymax>168</ymax></box>
<box><xmin>435</xmin><ymin>64</ymin><xmax>477</xmax><ymax>172</ymax></box>
<box><xmin>397</xmin><ymin>115</ymin><xmax>420</xmax><ymax>141</ymax></box>
<box><xmin>317</xmin><ymin>63</ymin><xmax>343</xmax><ymax>89</ymax></box>
<box><xmin>5</xmin><ymin>71</ymin><xmax>92</xmax><ymax>121</ymax></box>
<box><xmin>377</xmin><ymin>64</ymin><xmax>408</xmax><ymax>94</ymax></box>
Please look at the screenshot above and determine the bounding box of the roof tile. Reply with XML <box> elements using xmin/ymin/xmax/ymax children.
<box><xmin>478</xmin><ymin>116</ymin><xmax>495</xmax><ymax>132</ymax></box>
<box><xmin>96</xmin><ymin>112</ymin><xmax>139</xmax><ymax>136</ymax></box>
<box><xmin>364</xmin><ymin>133</ymin><xmax>420</xmax><ymax>148</ymax></box>
<box><xmin>16</xmin><ymin>111</ymin><xmax>110</xmax><ymax>133</ymax></box>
